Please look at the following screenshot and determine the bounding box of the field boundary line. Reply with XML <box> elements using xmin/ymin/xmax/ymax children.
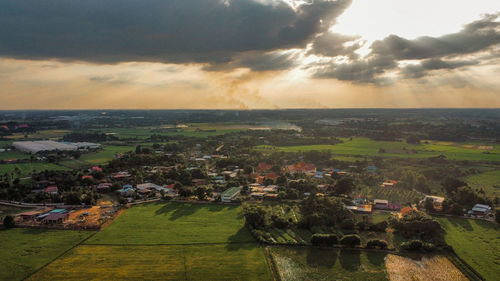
<box><xmin>264</xmin><ymin>247</ymin><xmax>281</xmax><ymax>281</ymax></box>
<box><xmin>82</xmin><ymin>241</ymin><xmax>258</xmax><ymax>246</ymax></box>
<box><xmin>21</xmin><ymin>231</ymin><xmax>99</xmax><ymax>281</ymax></box>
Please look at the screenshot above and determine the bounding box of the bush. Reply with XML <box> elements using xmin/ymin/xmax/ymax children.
<box><xmin>369</xmin><ymin>221</ymin><xmax>388</xmax><ymax>232</ymax></box>
<box><xmin>341</xmin><ymin>218</ymin><xmax>355</xmax><ymax>230</ymax></box>
<box><xmin>366</xmin><ymin>239</ymin><xmax>388</xmax><ymax>249</ymax></box>
<box><xmin>340</xmin><ymin>234</ymin><xmax>361</xmax><ymax>248</ymax></box>
<box><xmin>3</xmin><ymin>215</ymin><xmax>15</xmax><ymax>228</ymax></box>
<box><xmin>311</xmin><ymin>233</ymin><xmax>339</xmax><ymax>246</ymax></box>
<box><xmin>401</xmin><ymin>239</ymin><xmax>423</xmax><ymax>251</ymax></box>
<box><xmin>251</xmin><ymin>229</ymin><xmax>272</xmax><ymax>243</ymax></box>
<box><xmin>271</xmin><ymin>215</ymin><xmax>289</xmax><ymax>229</ymax></box>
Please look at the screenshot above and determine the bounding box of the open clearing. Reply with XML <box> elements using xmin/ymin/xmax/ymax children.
<box><xmin>87</xmin><ymin>202</ymin><xmax>254</xmax><ymax>245</ymax></box>
<box><xmin>28</xmin><ymin>243</ymin><xmax>271</xmax><ymax>281</ymax></box>
<box><xmin>256</xmin><ymin>138</ymin><xmax>500</xmax><ymax>162</ymax></box>
<box><xmin>437</xmin><ymin>216</ymin><xmax>500</xmax><ymax>281</ymax></box>
<box><xmin>0</xmin><ymin>228</ymin><xmax>92</xmax><ymax>281</ymax></box>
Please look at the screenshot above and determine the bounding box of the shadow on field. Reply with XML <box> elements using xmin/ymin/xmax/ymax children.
<box><xmin>367</xmin><ymin>252</ymin><xmax>386</xmax><ymax>267</ymax></box>
<box><xmin>448</xmin><ymin>217</ymin><xmax>473</xmax><ymax>231</ymax></box>
<box><xmin>339</xmin><ymin>249</ymin><xmax>361</xmax><ymax>271</ymax></box>
<box><xmin>225</xmin><ymin>242</ymin><xmax>257</xmax><ymax>251</ymax></box>
<box><xmin>226</xmin><ymin>227</ymin><xmax>255</xmax><ymax>248</ymax></box>
<box><xmin>305</xmin><ymin>248</ymin><xmax>338</xmax><ymax>268</ymax></box>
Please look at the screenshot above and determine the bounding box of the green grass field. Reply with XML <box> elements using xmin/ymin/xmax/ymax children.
<box><xmin>0</xmin><ymin>150</ymin><xmax>30</xmax><ymax>161</ymax></box>
<box><xmin>270</xmin><ymin>247</ymin><xmax>389</xmax><ymax>281</ymax></box>
<box><xmin>437</xmin><ymin>216</ymin><xmax>500</xmax><ymax>281</ymax></box>
<box><xmin>28</xmin><ymin>244</ymin><xmax>272</xmax><ymax>281</ymax></box>
<box><xmin>86</xmin><ymin>202</ymin><xmax>254</xmax><ymax>245</ymax></box>
<box><xmin>0</xmin><ymin>228</ymin><xmax>93</xmax><ymax>281</ymax></box>
<box><xmin>465</xmin><ymin>169</ymin><xmax>500</xmax><ymax>198</ymax></box>
<box><xmin>256</xmin><ymin>138</ymin><xmax>500</xmax><ymax>162</ymax></box>
<box><xmin>0</xmin><ymin>162</ymin><xmax>70</xmax><ymax>175</ymax></box>
<box><xmin>79</xmin><ymin>145</ymin><xmax>135</xmax><ymax>165</ymax></box>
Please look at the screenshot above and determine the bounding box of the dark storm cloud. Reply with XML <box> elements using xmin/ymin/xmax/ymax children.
<box><xmin>371</xmin><ymin>13</ymin><xmax>500</xmax><ymax>60</ymax></box>
<box><xmin>309</xmin><ymin>32</ymin><xmax>362</xmax><ymax>59</ymax></box>
<box><xmin>0</xmin><ymin>0</ymin><xmax>351</xmax><ymax>65</ymax></box>
<box><xmin>401</xmin><ymin>59</ymin><xmax>479</xmax><ymax>79</ymax></box>
<box><xmin>313</xmin><ymin>55</ymin><xmax>396</xmax><ymax>84</ymax></box>
<box><xmin>312</xmin><ymin>13</ymin><xmax>500</xmax><ymax>84</ymax></box>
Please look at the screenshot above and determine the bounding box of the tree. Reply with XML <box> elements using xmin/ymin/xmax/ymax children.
<box><xmin>334</xmin><ymin>178</ymin><xmax>355</xmax><ymax>195</ymax></box>
<box><xmin>442</xmin><ymin>177</ymin><xmax>467</xmax><ymax>195</ymax></box>
<box><xmin>495</xmin><ymin>208</ymin><xmax>500</xmax><ymax>224</ymax></box>
<box><xmin>424</xmin><ymin>197</ymin><xmax>435</xmax><ymax>212</ymax></box>
<box><xmin>3</xmin><ymin>215</ymin><xmax>15</xmax><ymax>228</ymax></box>
<box><xmin>243</xmin><ymin>206</ymin><xmax>267</xmax><ymax>229</ymax></box>
<box><xmin>340</xmin><ymin>234</ymin><xmax>361</xmax><ymax>248</ymax></box>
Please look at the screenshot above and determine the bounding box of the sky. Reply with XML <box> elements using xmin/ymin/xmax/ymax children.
<box><xmin>0</xmin><ymin>0</ymin><xmax>499</xmax><ymax>109</ymax></box>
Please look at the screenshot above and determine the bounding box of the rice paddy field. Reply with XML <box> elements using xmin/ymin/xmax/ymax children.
<box><xmin>385</xmin><ymin>254</ymin><xmax>467</xmax><ymax>281</ymax></box>
<box><xmin>256</xmin><ymin>138</ymin><xmax>500</xmax><ymax>162</ymax></box>
<box><xmin>0</xmin><ymin>150</ymin><xmax>30</xmax><ymax>161</ymax></box>
<box><xmin>436</xmin><ymin>216</ymin><xmax>500</xmax><ymax>281</ymax></box>
<box><xmin>25</xmin><ymin>202</ymin><xmax>272</xmax><ymax>281</ymax></box>
<box><xmin>28</xmin><ymin>244</ymin><xmax>271</xmax><ymax>281</ymax></box>
<box><xmin>464</xmin><ymin>169</ymin><xmax>500</xmax><ymax>198</ymax></box>
<box><xmin>0</xmin><ymin>228</ymin><xmax>93</xmax><ymax>281</ymax></box>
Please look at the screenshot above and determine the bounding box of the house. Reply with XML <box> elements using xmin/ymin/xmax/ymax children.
<box><xmin>221</xmin><ymin>186</ymin><xmax>242</xmax><ymax>203</ymax></box>
<box><xmin>163</xmin><ymin>184</ymin><xmax>177</xmax><ymax>195</ymax></box>
<box><xmin>192</xmin><ymin>179</ymin><xmax>207</xmax><ymax>186</ymax></box>
<box><xmin>422</xmin><ymin>195</ymin><xmax>445</xmax><ymax>211</ymax></box>
<box><xmin>346</xmin><ymin>204</ymin><xmax>372</xmax><ymax>213</ymax></box>
<box><xmin>91</xmin><ymin>166</ymin><xmax>103</xmax><ymax>173</ymax></box>
<box><xmin>366</xmin><ymin>166</ymin><xmax>377</xmax><ymax>172</ymax></box>
<box><xmin>94</xmin><ymin>183</ymin><xmax>112</xmax><ymax>192</ymax></box>
<box><xmin>111</xmin><ymin>171</ymin><xmax>131</xmax><ymax>179</ymax></box>
<box><xmin>42</xmin><ymin>213</ymin><xmax>69</xmax><ymax>224</ymax></box>
<box><xmin>44</xmin><ymin>186</ymin><xmax>58</xmax><ymax>194</ymax></box>
<box><xmin>137</xmin><ymin>183</ymin><xmax>163</xmax><ymax>191</ymax></box>
<box><xmin>286</xmin><ymin>162</ymin><xmax>316</xmax><ymax>174</ymax></box>
<box><xmin>119</xmin><ymin>187</ymin><xmax>135</xmax><ymax>197</ymax></box>
<box><xmin>256</xmin><ymin>162</ymin><xmax>273</xmax><ymax>173</ymax></box>
<box><xmin>381</xmin><ymin>180</ymin><xmax>398</xmax><ymax>188</ymax></box>
<box><xmin>373</xmin><ymin>199</ymin><xmax>389</xmax><ymax>209</ymax></box>
<box><xmin>19</xmin><ymin>209</ymin><xmax>47</xmax><ymax>221</ymax></box>
<box><xmin>314</xmin><ymin>171</ymin><xmax>324</xmax><ymax>179</ymax></box>
<box><xmin>471</xmin><ymin>204</ymin><xmax>492</xmax><ymax>216</ymax></box>
<box><xmin>82</xmin><ymin>175</ymin><xmax>94</xmax><ymax>181</ymax></box>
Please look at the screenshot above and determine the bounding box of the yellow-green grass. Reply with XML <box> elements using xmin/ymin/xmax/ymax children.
<box><xmin>79</xmin><ymin>145</ymin><xmax>135</xmax><ymax>165</ymax></box>
<box><xmin>437</xmin><ymin>216</ymin><xmax>500</xmax><ymax>281</ymax></box>
<box><xmin>0</xmin><ymin>228</ymin><xmax>93</xmax><ymax>281</ymax></box>
<box><xmin>86</xmin><ymin>202</ymin><xmax>254</xmax><ymax>245</ymax></box>
<box><xmin>358</xmin><ymin>186</ymin><xmax>423</xmax><ymax>204</ymax></box>
<box><xmin>270</xmin><ymin>246</ymin><xmax>389</xmax><ymax>281</ymax></box>
<box><xmin>256</xmin><ymin>138</ymin><xmax>500</xmax><ymax>162</ymax></box>
<box><xmin>465</xmin><ymin>169</ymin><xmax>500</xmax><ymax>198</ymax></box>
<box><xmin>0</xmin><ymin>162</ymin><xmax>70</xmax><ymax>175</ymax></box>
<box><xmin>28</xmin><ymin>244</ymin><xmax>272</xmax><ymax>281</ymax></box>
